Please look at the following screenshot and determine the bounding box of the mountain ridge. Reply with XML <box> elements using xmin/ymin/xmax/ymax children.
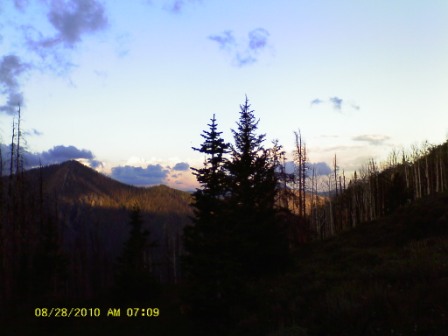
<box><xmin>6</xmin><ymin>159</ymin><xmax>194</xmax><ymax>285</ymax></box>
<box><xmin>22</xmin><ymin>159</ymin><xmax>193</xmax><ymax>211</ymax></box>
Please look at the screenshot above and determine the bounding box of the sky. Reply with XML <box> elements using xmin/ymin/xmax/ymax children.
<box><xmin>1</xmin><ymin>0</ymin><xmax>447</xmax><ymax>191</ymax></box>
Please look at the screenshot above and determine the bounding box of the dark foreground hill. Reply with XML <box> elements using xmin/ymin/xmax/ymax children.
<box><xmin>3</xmin><ymin>162</ymin><xmax>448</xmax><ymax>335</ymax></box>
<box><xmin>7</xmin><ymin>187</ymin><xmax>448</xmax><ymax>336</ymax></box>
<box><xmin>262</xmin><ymin>191</ymin><xmax>448</xmax><ymax>336</ymax></box>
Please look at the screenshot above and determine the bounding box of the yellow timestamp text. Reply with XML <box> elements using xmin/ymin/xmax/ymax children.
<box><xmin>35</xmin><ymin>307</ymin><xmax>101</xmax><ymax>317</ymax></box>
<box><xmin>34</xmin><ymin>307</ymin><xmax>160</xmax><ymax>318</ymax></box>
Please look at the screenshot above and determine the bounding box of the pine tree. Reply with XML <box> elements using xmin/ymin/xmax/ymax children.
<box><xmin>192</xmin><ymin>115</ymin><xmax>229</xmax><ymax>200</ymax></box>
<box><xmin>115</xmin><ymin>205</ymin><xmax>158</xmax><ymax>303</ymax></box>
<box><xmin>184</xmin><ymin>114</ymin><xmax>230</xmax><ymax>274</ymax></box>
<box><xmin>184</xmin><ymin>99</ymin><xmax>290</xmax><ymax>334</ymax></box>
<box><xmin>225</xmin><ymin>96</ymin><xmax>289</xmax><ymax>277</ymax></box>
<box><xmin>183</xmin><ymin>114</ymin><xmax>231</xmax><ymax>333</ymax></box>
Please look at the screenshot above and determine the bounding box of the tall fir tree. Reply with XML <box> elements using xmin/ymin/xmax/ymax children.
<box><xmin>225</xmin><ymin>96</ymin><xmax>289</xmax><ymax>277</ymax></box>
<box><xmin>184</xmin><ymin>99</ymin><xmax>290</xmax><ymax>334</ymax></box>
<box><xmin>115</xmin><ymin>205</ymin><xmax>158</xmax><ymax>303</ymax></box>
<box><xmin>183</xmin><ymin>114</ymin><xmax>232</xmax><ymax>334</ymax></box>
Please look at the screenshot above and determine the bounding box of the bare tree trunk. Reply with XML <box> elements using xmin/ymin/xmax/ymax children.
<box><xmin>16</xmin><ymin>105</ymin><xmax>21</xmax><ymax>175</ymax></box>
<box><xmin>9</xmin><ymin>117</ymin><xmax>15</xmax><ymax>177</ymax></box>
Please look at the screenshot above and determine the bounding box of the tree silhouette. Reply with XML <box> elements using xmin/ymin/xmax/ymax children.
<box><xmin>115</xmin><ymin>205</ymin><xmax>158</xmax><ymax>303</ymax></box>
<box><xmin>183</xmin><ymin>114</ymin><xmax>232</xmax><ymax>333</ymax></box>
<box><xmin>184</xmin><ymin>97</ymin><xmax>290</xmax><ymax>335</ymax></box>
<box><xmin>225</xmin><ymin>96</ymin><xmax>289</xmax><ymax>277</ymax></box>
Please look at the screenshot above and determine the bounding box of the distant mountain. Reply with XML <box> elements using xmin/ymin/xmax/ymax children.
<box><xmin>27</xmin><ymin>160</ymin><xmax>192</xmax><ymax>209</ymax></box>
<box><xmin>19</xmin><ymin>160</ymin><xmax>194</xmax><ymax>287</ymax></box>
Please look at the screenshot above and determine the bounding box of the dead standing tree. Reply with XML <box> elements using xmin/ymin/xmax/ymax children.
<box><xmin>293</xmin><ymin>130</ymin><xmax>307</xmax><ymax>218</ymax></box>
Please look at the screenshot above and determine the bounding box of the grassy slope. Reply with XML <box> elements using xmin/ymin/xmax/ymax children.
<box><xmin>268</xmin><ymin>192</ymin><xmax>448</xmax><ymax>336</ymax></box>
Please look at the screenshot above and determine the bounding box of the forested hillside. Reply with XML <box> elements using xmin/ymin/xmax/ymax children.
<box><xmin>0</xmin><ymin>160</ymin><xmax>193</xmax><ymax>317</ymax></box>
<box><xmin>309</xmin><ymin>140</ymin><xmax>448</xmax><ymax>239</ymax></box>
<box><xmin>1</xmin><ymin>98</ymin><xmax>447</xmax><ymax>336</ymax></box>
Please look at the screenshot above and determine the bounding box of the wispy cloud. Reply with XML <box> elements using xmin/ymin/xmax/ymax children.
<box><xmin>0</xmin><ymin>55</ymin><xmax>29</xmax><ymax>114</ymax></box>
<box><xmin>351</xmin><ymin>103</ymin><xmax>360</xmax><ymax>110</ymax></box>
<box><xmin>209</xmin><ymin>30</ymin><xmax>236</xmax><ymax>51</ymax></box>
<box><xmin>1</xmin><ymin>0</ymin><xmax>109</xmax><ymax>112</ymax></box>
<box><xmin>352</xmin><ymin>134</ymin><xmax>390</xmax><ymax>146</ymax></box>
<box><xmin>23</xmin><ymin>128</ymin><xmax>43</xmax><ymax>137</ymax></box>
<box><xmin>13</xmin><ymin>0</ymin><xmax>29</xmax><ymax>11</ymax></box>
<box><xmin>209</xmin><ymin>28</ymin><xmax>272</xmax><ymax>67</ymax></box>
<box><xmin>162</xmin><ymin>0</ymin><xmax>201</xmax><ymax>13</ymax></box>
<box><xmin>25</xmin><ymin>0</ymin><xmax>108</xmax><ymax>50</ymax></box>
<box><xmin>310</xmin><ymin>98</ymin><xmax>324</xmax><ymax>106</ymax></box>
<box><xmin>310</xmin><ymin>96</ymin><xmax>359</xmax><ymax>112</ymax></box>
<box><xmin>248</xmin><ymin>28</ymin><xmax>270</xmax><ymax>51</ymax></box>
<box><xmin>329</xmin><ymin>96</ymin><xmax>343</xmax><ymax>111</ymax></box>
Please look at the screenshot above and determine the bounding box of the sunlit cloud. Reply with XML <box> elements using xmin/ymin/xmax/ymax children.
<box><xmin>173</xmin><ymin>162</ymin><xmax>190</xmax><ymax>171</ymax></box>
<box><xmin>352</xmin><ymin>134</ymin><xmax>391</xmax><ymax>146</ymax></box>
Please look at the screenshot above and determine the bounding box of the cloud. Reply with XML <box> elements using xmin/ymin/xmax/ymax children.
<box><xmin>283</xmin><ymin>161</ymin><xmax>332</xmax><ymax>177</ymax></box>
<box><xmin>310</xmin><ymin>96</ymin><xmax>359</xmax><ymax>112</ymax></box>
<box><xmin>14</xmin><ymin>0</ymin><xmax>29</xmax><ymax>11</ymax></box>
<box><xmin>2</xmin><ymin>1</ymin><xmax>108</xmax><ymax>111</ymax></box>
<box><xmin>308</xmin><ymin>162</ymin><xmax>333</xmax><ymax>176</ymax></box>
<box><xmin>111</xmin><ymin>164</ymin><xmax>169</xmax><ymax>186</ymax></box>
<box><xmin>248</xmin><ymin>28</ymin><xmax>269</xmax><ymax>51</ymax></box>
<box><xmin>310</xmin><ymin>98</ymin><xmax>324</xmax><ymax>106</ymax></box>
<box><xmin>209</xmin><ymin>30</ymin><xmax>236</xmax><ymax>51</ymax></box>
<box><xmin>209</xmin><ymin>28</ymin><xmax>272</xmax><ymax>67</ymax></box>
<box><xmin>329</xmin><ymin>96</ymin><xmax>343</xmax><ymax>111</ymax></box>
<box><xmin>23</xmin><ymin>128</ymin><xmax>43</xmax><ymax>137</ymax></box>
<box><xmin>0</xmin><ymin>55</ymin><xmax>29</xmax><ymax>114</ymax></box>
<box><xmin>1</xmin><ymin>144</ymin><xmax>99</xmax><ymax>173</ymax></box>
<box><xmin>173</xmin><ymin>162</ymin><xmax>189</xmax><ymax>171</ymax></box>
<box><xmin>351</xmin><ymin>103</ymin><xmax>360</xmax><ymax>110</ymax></box>
<box><xmin>352</xmin><ymin>134</ymin><xmax>391</xmax><ymax>146</ymax></box>
<box><xmin>27</xmin><ymin>0</ymin><xmax>108</xmax><ymax>50</ymax></box>
<box><xmin>84</xmin><ymin>158</ymin><xmax>103</xmax><ymax>169</ymax></box>
<box><xmin>40</xmin><ymin>145</ymin><xmax>94</xmax><ymax>163</ymax></box>
<box><xmin>162</xmin><ymin>0</ymin><xmax>200</xmax><ymax>13</ymax></box>
<box><xmin>114</xmin><ymin>33</ymin><xmax>130</xmax><ymax>58</ymax></box>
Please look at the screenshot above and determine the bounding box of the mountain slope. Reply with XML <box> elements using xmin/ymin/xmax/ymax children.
<box><xmin>28</xmin><ymin>160</ymin><xmax>192</xmax><ymax>210</ymax></box>
<box><xmin>19</xmin><ymin>160</ymin><xmax>193</xmax><ymax>286</ymax></box>
<box><xmin>263</xmin><ymin>191</ymin><xmax>448</xmax><ymax>335</ymax></box>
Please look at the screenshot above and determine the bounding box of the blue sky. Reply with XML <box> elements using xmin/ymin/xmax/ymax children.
<box><xmin>1</xmin><ymin>0</ymin><xmax>447</xmax><ymax>190</ymax></box>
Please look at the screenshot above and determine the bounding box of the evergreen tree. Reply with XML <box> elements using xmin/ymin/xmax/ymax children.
<box><xmin>225</xmin><ymin>96</ymin><xmax>289</xmax><ymax>277</ymax></box>
<box><xmin>183</xmin><ymin>114</ymin><xmax>232</xmax><ymax>333</ymax></box>
<box><xmin>115</xmin><ymin>205</ymin><xmax>158</xmax><ymax>303</ymax></box>
<box><xmin>192</xmin><ymin>115</ymin><xmax>229</xmax><ymax>201</ymax></box>
<box><xmin>184</xmin><ymin>98</ymin><xmax>290</xmax><ymax>334</ymax></box>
